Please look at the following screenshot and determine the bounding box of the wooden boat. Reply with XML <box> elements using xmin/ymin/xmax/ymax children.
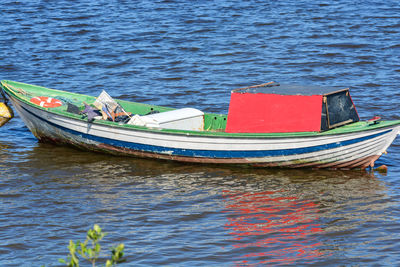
<box><xmin>1</xmin><ymin>80</ymin><xmax>399</xmax><ymax>169</ymax></box>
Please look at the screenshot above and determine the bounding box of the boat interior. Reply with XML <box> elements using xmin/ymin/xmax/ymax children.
<box><xmin>1</xmin><ymin>80</ymin><xmax>228</xmax><ymax>132</ymax></box>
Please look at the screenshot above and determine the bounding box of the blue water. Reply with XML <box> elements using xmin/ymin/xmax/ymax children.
<box><xmin>1</xmin><ymin>0</ymin><xmax>400</xmax><ymax>266</ymax></box>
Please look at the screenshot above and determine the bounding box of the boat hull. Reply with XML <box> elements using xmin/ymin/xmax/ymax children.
<box><xmin>8</xmin><ymin>93</ymin><xmax>400</xmax><ymax>169</ymax></box>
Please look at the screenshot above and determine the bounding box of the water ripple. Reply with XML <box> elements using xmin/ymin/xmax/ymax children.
<box><xmin>1</xmin><ymin>0</ymin><xmax>400</xmax><ymax>266</ymax></box>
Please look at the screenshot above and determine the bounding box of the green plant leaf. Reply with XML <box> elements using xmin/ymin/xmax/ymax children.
<box><xmin>110</xmin><ymin>243</ymin><xmax>125</xmax><ymax>264</ymax></box>
<box><xmin>93</xmin><ymin>224</ymin><xmax>101</xmax><ymax>234</ymax></box>
<box><xmin>94</xmin><ymin>243</ymin><xmax>101</xmax><ymax>254</ymax></box>
<box><xmin>87</xmin><ymin>248</ymin><xmax>93</xmax><ymax>258</ymax></box>
<box><xmin>58</xmin><ymin>225</ymin><xmax>126</xmax><ymax>266</ymax></box>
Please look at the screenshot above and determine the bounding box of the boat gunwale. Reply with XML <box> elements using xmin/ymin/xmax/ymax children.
<box><xmin>3</xmin><ymin>79</ymin><xmax>400</xmax><ymax>140</ymax></box>
<box><xmin>9</xmin><ymin>101</ymin><xmax>400</xmax><ymax>170</ymax></box>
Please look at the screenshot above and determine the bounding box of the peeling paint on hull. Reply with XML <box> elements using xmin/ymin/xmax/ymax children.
<box><xmin>6</xmin><ymin>89</ymin><xmax>400</xmax><ymax>170</ymax></box>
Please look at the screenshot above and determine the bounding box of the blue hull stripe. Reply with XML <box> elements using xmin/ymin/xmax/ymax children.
<box><xmin>23</xmin><ymin>105</ymin><xmax>390</xmax><ymax>158</ymax></box>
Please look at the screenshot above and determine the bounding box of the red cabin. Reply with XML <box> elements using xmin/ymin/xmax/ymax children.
<box><xmin>225</xmin><ymin>82</ymin><xmax>359</xmax><ymax>133</ymax></box>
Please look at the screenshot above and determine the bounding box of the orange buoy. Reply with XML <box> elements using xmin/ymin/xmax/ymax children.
<box><xmin>30</xmin><ymin>96</ymin><xmax>63</xmax><ymax>108</ymax></box>
<box><xmin>0</xmin><ymin>102</ymin><xmax>13</xmax><ymax>127</ymax></box>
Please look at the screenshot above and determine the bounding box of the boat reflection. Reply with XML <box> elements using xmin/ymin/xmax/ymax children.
<box><xmin>223</xmin><ymin>189</ymin><xmax>326</xmax><ymax>265</ymax></box>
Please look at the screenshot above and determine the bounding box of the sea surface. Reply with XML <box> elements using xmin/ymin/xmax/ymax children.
<box><xmin>1</xmin><ymin>0</ymin><xmax>400</xmax><ymax>266</ymax></box>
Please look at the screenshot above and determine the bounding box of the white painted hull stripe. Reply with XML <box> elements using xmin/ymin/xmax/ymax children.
<box><xmin>21</xmin><ymin>104</ymin><xmax>392</xmax><ymax>159</ymax></box>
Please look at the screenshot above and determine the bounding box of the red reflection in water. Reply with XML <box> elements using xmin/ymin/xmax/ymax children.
<box><xmin>223</xmin><ymin>190</ymin><xmax>326</xmax><ymax>265</ymax></box>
